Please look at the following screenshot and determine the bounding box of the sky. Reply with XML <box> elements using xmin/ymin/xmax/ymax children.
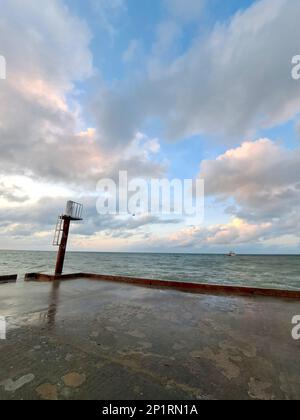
<box><xmin>0</xmin><ymin>0</ymin><xmax>300</xmax><ymax>254</ymax></box>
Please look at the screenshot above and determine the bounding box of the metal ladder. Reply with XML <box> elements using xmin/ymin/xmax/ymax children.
<box><xmin>53</xmin><ymin>216</ymin><xmax>63</xmax><ymax>246</ymax></box>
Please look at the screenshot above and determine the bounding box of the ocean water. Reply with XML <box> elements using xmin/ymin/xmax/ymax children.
<box><xmin>0</xmin><ymin>250</ymin><xmax>299</xmax><ymax>291</ymax></box>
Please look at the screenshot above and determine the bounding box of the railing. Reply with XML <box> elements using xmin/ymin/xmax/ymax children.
<box><xmin>53</xmin><ymin>215</ymin><xmax>63</xmax><ymax>246</ymax></box>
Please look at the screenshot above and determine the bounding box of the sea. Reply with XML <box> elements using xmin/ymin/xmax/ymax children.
<box><xmin>0</xmin><ymin>250</ymin><xmax>299</xmax><ymax>291</ymax></box>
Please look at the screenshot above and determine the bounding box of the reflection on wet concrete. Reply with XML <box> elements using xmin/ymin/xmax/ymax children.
<box><xmin>46</xmin><ymin>281</ymin><xmax>60</xmax><ymax>329</ymax></box>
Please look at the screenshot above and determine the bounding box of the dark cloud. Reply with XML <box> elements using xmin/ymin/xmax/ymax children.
<box><xmin>0</xmin><ymin>183</ymin><xmax>29</xmax><ymax>203</ymax></box>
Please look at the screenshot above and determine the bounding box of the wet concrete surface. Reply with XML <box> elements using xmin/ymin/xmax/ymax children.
<box><xmin>0</xmin><ymin>278</ymin><xmax>299</xmax><ymax>400</ymax></box>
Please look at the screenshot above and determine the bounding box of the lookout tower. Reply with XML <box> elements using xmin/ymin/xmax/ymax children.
<box><xmin>53</xmin><ymin>201</ymin><xmax>83</xmax><ymax>276</ymax></box>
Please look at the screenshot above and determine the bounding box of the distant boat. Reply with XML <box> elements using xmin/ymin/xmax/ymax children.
<box><xmin>227</xmin><ymin>251</ymin><xmax>236</xmax><ymax>257</ymax></box>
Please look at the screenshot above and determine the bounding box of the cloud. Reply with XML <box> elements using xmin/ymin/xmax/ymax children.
<box><xmin>0</xmin><ymin>0</ymin><xmax>96</xmax><ymax>183</ymax></box>
<box><xmin>89</xmin><ymin>0</ymin><xmax>126</xmax><ymax>37</ymax></box>
<box><xmin>92</xmin><ymin>0</ymin><xmax>300</xmax><ymax>148</ymax></box>
<box><xmin>1</xmin><ymin>0</ymin><xmax>93</xmax><ymax>87</ymax></box>
<box><xmin>123</xmin><ymin>39</ymin><xmax>141</xmax><ymax>63</ymax></box>
<box><xmin>129</xmin><ymin>138</ymin><xmax>300</xmax><ymax>251</ymax></box>
<box><xmin>164</xmin><ymin>0</ymin><xmax>204</xmax><ymax>23</ymax></box>
<box><xmin>0</xmin><ymin>0</ymin><xmax>165</xmax><ymax>186</ymax></box>
<box><xmin>0</xmin><ymin>194</ymin><xmax>181</xmax><ymax>245</ymax></box>
<box><xmin>1</xmin><ymin>0</ymin><xmax>300</xmax><ymax>252</ymax></box>
<box><xmin>125</xmin><ymin>216</ymin><xmax>276</xmax><ymax>252</ymax></box>
<box><xmin>168</xmin><ymin>218</ymin><xmax>272</xmax><ymax>248</ymax></box>
<box><xmin>200</xmin><ymin>138</ymin><xmax>300</xmax><ymax>221</ymax></box>
<box><xmin>0</xmin><ymin>183</ymin><xmax>29</xmax><ymax>203</ymax></box>
<box><xmin>156</xmin><ymin>137</ymin><xmax>299</xmax><ymax>250</ymax></box>
<box><xmin>74</xmin><ymin>212</ymin><xmax>181</xmax><ymax>238</ymax></box>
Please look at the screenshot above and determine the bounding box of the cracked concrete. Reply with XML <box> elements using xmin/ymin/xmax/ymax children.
<box><xmin>0</xmin><ymin>278</ymin><xmax>299</xmax><ymax>400</ymax></box>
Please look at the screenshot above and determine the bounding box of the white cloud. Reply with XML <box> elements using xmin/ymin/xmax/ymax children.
<box><xmin>0</xmin><ymin>0</ymin><xmax>98</xmax><ymax>183</ymax></box>
<box><xmin>200</xmin><ymin>139</ymin><xmax>300</xmax><ymax>221</ymax></box>
<box><xmin>93</xmin><ymin>0</ymin><xmax>300</xmax><ymax>147</ymax></box>
<box><xmin>168</xmin><ymin>218</ymin><xmax>272</xmax><ymax>248</ymax></box>
<box><xmin>0</xmin><ymin>0</ymin><xmax>166</xmax><ymax>186</ymax></box>
<box><xmin>0</xmin><ymin>0</ymin><xmax>171</xmax><ymax>250</ymax></box>
<box><xmin>124</xmin><ymin>138</ymin><xmax>300</xmax><ymax>252</ymax></box>
<box><xmin>1</xmin><ymin>0</ymin><xmax>300</xmax><ymax>252</ymax></box>
<box><xmin>1</xmin><ymin>0</ymin><xmax>93</xmax><ymax>87</ymax></box>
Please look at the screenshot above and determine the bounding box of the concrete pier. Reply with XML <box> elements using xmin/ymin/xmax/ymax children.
<box><xmin>0</xmin><ymin>276</ymin><xmax>299</xmax><ymax>400</ymax></box>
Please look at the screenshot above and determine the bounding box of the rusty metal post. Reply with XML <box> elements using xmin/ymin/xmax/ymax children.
<box><xmin>55</xmin><ymin>217</ymin><xmax>71</xmax><ymax>276</ymax></box>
